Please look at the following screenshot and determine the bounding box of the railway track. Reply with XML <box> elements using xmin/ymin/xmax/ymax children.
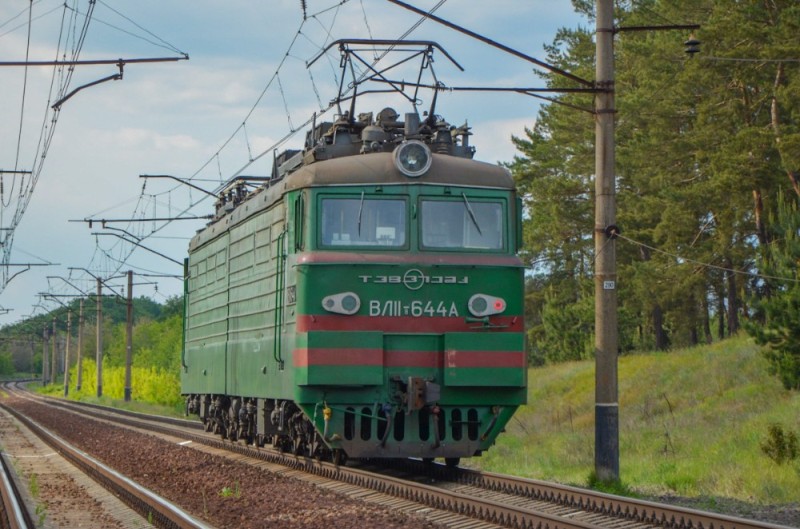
<box><xmin>3</xmin><ymin>383</ymin><xmax>792</xmax><ymax>529</ymax></box>
<box><xmin>0</xmin><ymin>387</ymin><xmax>213</xmax><ymax>529</ymax></box>
<box><xmin>0</xmin><ymin>439</ymin><xmax>32</xmax><ymax>529</ymax></box>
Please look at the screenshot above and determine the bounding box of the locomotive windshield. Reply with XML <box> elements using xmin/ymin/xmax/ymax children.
<box><xmin>320</xmin><ymin>196</ymin><xmax>406</xmax><ymax>247</ymax></box>
<box><xmin>420</xmin><ymin>198</ymin><xmax>504</xmax><ymax>250</ymax></box>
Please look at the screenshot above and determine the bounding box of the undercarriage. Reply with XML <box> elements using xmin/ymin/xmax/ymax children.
<box><xmin>185</xmin><ymin>394</ymin><xmax>336</xmax><ymax>461</ymax></box>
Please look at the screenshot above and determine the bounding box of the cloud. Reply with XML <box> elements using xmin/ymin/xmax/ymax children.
<box><xmin>472</xmin><ymin>116</ymin><xmax>536</xmax><ymax>165</ymax></box>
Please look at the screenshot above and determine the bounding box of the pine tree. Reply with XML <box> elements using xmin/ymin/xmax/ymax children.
<box><xmin>747</xmin><ymin>193</ymin><xmax>800</xmax><ymax>390</ymax></box>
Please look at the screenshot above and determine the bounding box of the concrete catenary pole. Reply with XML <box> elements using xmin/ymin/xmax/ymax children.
<box><xmin>124</xmin><ymin>270</ymin><xmax>133</xmax><ymax>402</ymax></box>
<box><xmin>42</xmin><ymin>327</ymin><xmax>48</xmax><ymax>385</ymax></box>
<box><xmin>594</xmin><ymin>0</ymin><xmax>620</xmax><ymax>482</ymax></box>
<box><xmin>96</xmin><ymin>277</ymin><xmax>103</xmax><ymax>397</ymax></box>
<box><xmin>63</xmin><ymin>310</ymin><xmax>72</xmax><ymax>397</ymax></box>
<box><xmin>51</xmin><ymin>317</ymin><xmax>57</xmax><ymax>385</ymax></box>
<box><xmin>76</xmin><ymin>298</ymin><xmax>84</xmax><ymax>391</ymax></box>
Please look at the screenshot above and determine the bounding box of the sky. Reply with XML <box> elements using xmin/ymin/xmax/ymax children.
<box><xmin>0</xmin><ymin>0</ymin><xmax>585</xmax><ymax>327</ymax></box>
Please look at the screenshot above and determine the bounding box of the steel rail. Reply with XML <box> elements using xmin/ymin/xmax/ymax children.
<box><xmin>422</xmin><ymin>462</ymin><xmax>794</xmax><ymax>529</ymax></box>
<box><xmin>0</xmin><ymin>399</ymin><xmax>213</xmax><ymax>529</ymax></box>
<box><xmin>0</xmin><ymin>448</ymin><xmax>33</xmax><ymax>529</ymax></box>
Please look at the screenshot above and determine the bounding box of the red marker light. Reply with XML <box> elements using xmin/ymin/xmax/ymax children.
<box><xmin>468</xmin><ymin>294</ymin><xmax>507</xmax><ymax>317</ymax></box>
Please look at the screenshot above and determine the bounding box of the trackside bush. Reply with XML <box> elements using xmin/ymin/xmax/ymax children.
<box><xmin>69</xmin><ymin>359</ymin><xmax>182</xmax><ymax>408</ymax></box>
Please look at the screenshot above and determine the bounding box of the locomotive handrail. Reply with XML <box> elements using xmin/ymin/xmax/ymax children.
<box><xmin>273</xmin><ymin>229</ymin><xmax>287</xmax><ymax>369</ymax></box>
<box><xmin>181</xmin><ymin>258</ymin><xmax>189</xmax><ymax>369</ymax></box>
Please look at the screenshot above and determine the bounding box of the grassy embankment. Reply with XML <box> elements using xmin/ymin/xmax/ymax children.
<box><xmin>471</xmin><ymin>334</ymin><xmax>800</xmax><ymax>504</ymax></box>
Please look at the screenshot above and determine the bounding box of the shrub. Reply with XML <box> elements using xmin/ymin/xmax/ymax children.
<box><xmin>761</xmin><ymin>423</ymin><xmax>799</xmax><ymax>465</ymax></box>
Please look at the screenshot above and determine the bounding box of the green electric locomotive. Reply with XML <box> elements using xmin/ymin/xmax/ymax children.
<box><xmin>182</xmin><ymin>41</ymin><xmax>526</xmax><ymax>465</ymax></box>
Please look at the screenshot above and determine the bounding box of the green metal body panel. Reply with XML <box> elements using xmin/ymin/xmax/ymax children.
<box><xmin>183</xmin><ymin>200</ymin><xmax>296</xmax><ymax>399</ymax></box>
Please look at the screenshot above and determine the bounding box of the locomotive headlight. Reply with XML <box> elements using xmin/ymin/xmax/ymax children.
<box><xmin>393</xmin><ymin>140</ymin><xmax>432</xmax><ymax>178</ymax></box>
<box><xmin>322</xmin><ymin>292</ymin><xmax>361</xmax><ymax>315</ymax></box>
<box><xmin>468</xmin><ymin>294</ymin><xmax>506</xmax><ymax>317</ymax></box>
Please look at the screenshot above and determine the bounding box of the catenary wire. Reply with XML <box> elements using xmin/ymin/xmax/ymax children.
<box><xmin>615</xmin><ymin>233</ymin><xmax>800</xmax><ymax>284</ymax></box>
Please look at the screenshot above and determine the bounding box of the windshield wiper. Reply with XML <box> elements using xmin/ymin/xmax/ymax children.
<box><xmin>461</xmin><ymin>193</ymin><xmax>482</xmax><ymax>235</ymax></box>
<box><xmin>357</xmin><ymin>191</ymin><xmax>365</xmax><ymax>236</ymax></box>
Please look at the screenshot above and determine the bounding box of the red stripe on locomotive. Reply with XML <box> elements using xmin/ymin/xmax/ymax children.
<box><xmin>297</xmin><ymin>315</ymin><xmax>523</xmax><ymax>333</ymax></box>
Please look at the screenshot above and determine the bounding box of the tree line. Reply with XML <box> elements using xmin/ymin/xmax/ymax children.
<box><xmin>0</xmin><ymin>295</ymin><xmax>182</xmax><ymax>379</ymax></box>
<box><xmin>511</xmin><ymin>0</ymin><xmax>800</xmax><ymax>387</ymax></box>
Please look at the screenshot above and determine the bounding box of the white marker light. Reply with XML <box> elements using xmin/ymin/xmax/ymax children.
<box><xmin>322</xmin><ymin>292</ymin><xmax>361</xmax><ymax>315</ymax></box>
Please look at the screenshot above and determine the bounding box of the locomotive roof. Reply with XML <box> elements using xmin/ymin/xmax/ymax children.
<box><xmin>284</xmin><ymin>151</ymin><xmax>514</xmax><ymax>191</ymax></box>
<box><xmin>190</xmin><ymin>152</ymin><xmax>513</xmax><ymax>251</ymax></box>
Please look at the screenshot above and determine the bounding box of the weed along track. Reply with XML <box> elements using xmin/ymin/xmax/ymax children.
<box><xmin>2</xmin><ymin>384</ymin><xmax>792</xmax><ymax>529</ymax></box>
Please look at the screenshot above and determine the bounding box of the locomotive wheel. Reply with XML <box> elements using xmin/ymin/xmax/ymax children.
<box><xmin>333</xmin><ymin>449</ymin><xmax>347</xmax><ymax>466</ymax></box>
<box><xmin>445</xmin><ymin>457</ymin><xmax>460</xmax><ymax>468</ymax></box>
<box><xmin>292</xmin><ymin>436</ymin><xmax>304</xmax><ymax>456</ymax></box>
<box><xmin>310</xmin><ymin>434</ymin><xmax>326</xmax><ymax>460</ymax></box>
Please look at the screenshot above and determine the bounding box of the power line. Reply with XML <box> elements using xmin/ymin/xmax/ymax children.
<box><xmin>616</xmin><ymin>233</ymin><xmax>800</xmax><ymax>284</ymax></box>
<box><xmin>701</xmin><ymin>56</ymin><xmax>800</xmax><ymax>64</ymax></box>
<box><xmin>94</xmin><ymin>0</ymin><xmax>186</xmax><ymax>56</ymax></box>
<box><xmin>0</xmin><ymin>1</ymin><xmax>60</xmax><ymax>39</ymax></box>
<box><xmin>9</xmin><ymin>1</ymin><xmax>34</xmax><ymax>206</ymax></box>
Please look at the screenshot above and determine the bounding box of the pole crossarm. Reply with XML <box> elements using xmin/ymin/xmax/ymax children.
<box><xmin>2</xmin><ymin>263</ymin><xmax>56</xmax><ymax>266</ymax></box>
<box><xmin>0</xmin><ymin>56</ymin><xmax>188</xmax><ymax>67</ymax></box>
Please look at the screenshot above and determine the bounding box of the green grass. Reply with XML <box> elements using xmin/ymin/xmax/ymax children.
<box><xmin>471</xmin><ymin>334</ymin><xmax>800</xmax><ymax>504</ymax></box>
